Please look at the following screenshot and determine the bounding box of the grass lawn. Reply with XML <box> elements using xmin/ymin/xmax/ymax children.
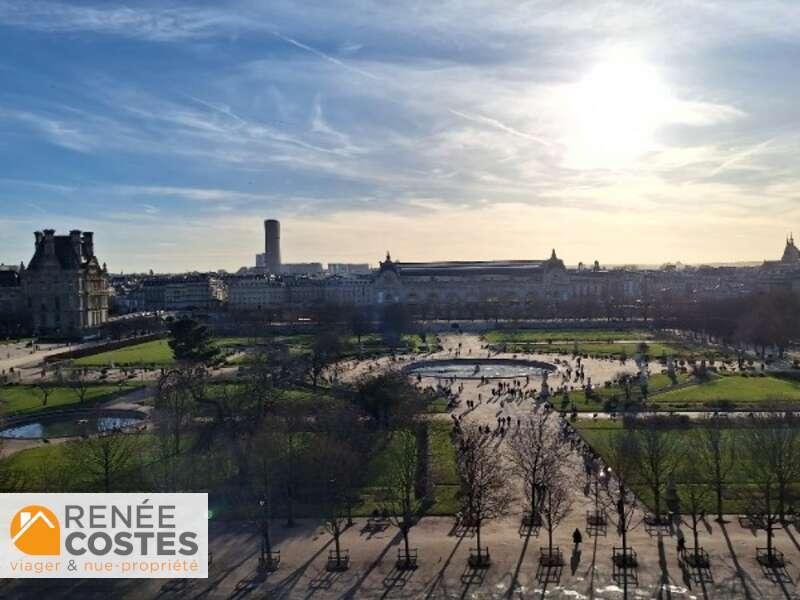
<box><xmin>562</xmin><ymin>372</ymin><xmax>690</xmax><ymax>412</ymax></box>
<box><xmin>652</xmin><ymin>375</ymin><xmax>800</xmax><ymax>410</ymax></box>
<box><xmin>485</xmin><ymin>330</ymin><xmax>735</xmax><ymax>361</ymax></box>
<box><xmin>74</xmin><ymin>339</ymin><xmax>175</xmax><ymax>366</ymax></box>
<box><xmin>0</xmin><ymin>384</ymin><xmax>138</xmax><ymax>415</ymax></box>
<box><xmin>428</xmin><ymin>421</ymin><xmax>459</xmax><ymax>514</ymax></box>
<box><xmin>484</xmin><ymin>329</ymin><xmax>651</xmax><ymax>344</ymax></box>
<box><xmin>574</xmin><ymin>418</ymin><xmax>800</xmax><ymax>514</ymax></box>
<box><xmin>529</xmin><ymin>341</ymin><xmax>677</xmax><ymax>358</ymax></box>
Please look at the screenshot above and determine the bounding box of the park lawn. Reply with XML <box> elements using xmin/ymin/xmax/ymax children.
<box><xmin>528</xmin><ymin>341</ymin><xmax>677</xmax><ymax>358</ymax></box>
<box><xmin>652</xmin><ymin>375</ymin><xmax>800</xmax><ymax>410</ymax></box>
<box><xmin>563</xmin><ymin>372</ymin><xmax>691</xmax><ymax>412</ymax></box>
<box><xmin>0</xmin><ymin>384</ymin><xmax>138</xmax><ymax>415</ymax></box>
<box><xmin>74</xmin><ymin>339</ymin><xmax>175</xmax><ymax>366</ymax></box>
<box><xmin>428</xmin><ymin>421</ymin><xmax>460</xmax><ymax>515</ymax></box>
<box><xmin>73</xmin><ymin>337</ymin><xmax>253</xmax><ymax>367</ymax></box>
<box><xmin>573</xmin><ymin>418</ymin><xmax>800</xmax><ymax>514</ymax></box>
<box><xmin>484</xmin><ymin>329</ymin><xmax>651</xmax><ymax>344</ymax></box>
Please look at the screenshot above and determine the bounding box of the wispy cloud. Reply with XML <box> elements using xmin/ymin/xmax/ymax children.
<box><xmin>448</xmin><ymin>108</ymin><xmax>553</xmax><ymax>148</ymax></box>
<box><xmin>270</xmin><ymin>31</ymin><xmax>382</xmax><ymax>81</ymax></box>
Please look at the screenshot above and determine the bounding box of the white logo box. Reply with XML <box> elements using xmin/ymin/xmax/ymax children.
<box><xmin>0</xmin><ymin>493</ymin><xmax>208</xmax><ymax>579</ymax></box>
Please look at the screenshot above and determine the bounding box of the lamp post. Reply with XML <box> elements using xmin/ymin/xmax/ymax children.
<box><xmin>259</xmin><ymin>497</ymin><xmax>272</xmax><ymax>568</ymax></box>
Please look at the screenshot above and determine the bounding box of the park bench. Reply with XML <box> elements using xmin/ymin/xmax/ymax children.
<box><xmin>612</xmin><ymin>547</ymin><xmax>638</xmax><ymax>569</ymax></box>
<box><xmin>396</xmin><ymin>547</ymin><xmax>418</xmax><ymax>570</ymax></box>
<box><xmin>586</xmin><ymin>510</ymin><xmax>607</xmax><ymax>527</ymax></box>
<box><xmin>468</xmin><ymin>547</ymin><xmax>491</xmax><ymax>569</ymax></box>
<box><xmin>684</xmin><ymin>547</ymin><xmax>710</xmax><ymax>569</ymax></box>
<box><xmin>326</xmin><ymin>548</ymin><xmax>350</xmax><ymax>572</ymax></box>
<box><xmin>643</xmin><ymin>514</ymin><xmax>671</xmax><ymax>534</ymax></box>
<box><xmin>258</xmin><ymin>550</ymin><xmax>281</xmax><ymax>572</ymax></box>
<box><xmin>539</xmin><ymin>546</ymin><xmax>564</xmax><ymax>567</ymax></box>
<box><xmin>366</xmin><ymin>515</ymin><xmax>390</xmax><ymax>531</ymax></box>
<box><xmin>756</xmin><ymin>547</ymin><xmax>785</xmax><ymax>568</ymax></box>
<box><xmin>521</xmin><ymin>512</ymin><xmax>543</xmax><ymax>528</ymax></box>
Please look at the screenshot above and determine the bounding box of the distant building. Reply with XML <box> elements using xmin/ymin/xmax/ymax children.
<box><xmin>281</xmin><ymin>263</ymin><xmax>324</xmax><ymax>276</ymax></box>
<box><xmin>327</xmin><ymin>263</ymin><xmax>371</xmax><ymax>276</ymax></box>
<box><xmin>263</xmin><ymin>219</ymin><xmax>281</xmax><ymax>273</ymax></box>
<box><xmin>135</xmin><ymin>274</ymin><xmax>227</xmax><ymax>311</ymax></box>
<box><xmin>0</xmin><ymin>266</ymin><xmax>24</xmax><ymax>316</ymax></box>
<box><xmin>22</xmin><ymin>229</ymin><xmax>110</xmax><ymax>336</ymax></box>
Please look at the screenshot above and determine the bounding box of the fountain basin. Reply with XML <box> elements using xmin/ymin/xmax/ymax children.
<box><xmin>0</xmin><ymin>409</ymin><xmax>147</xmax><ymax>440</ymax></box>
<box><xmin>406</xmin><ymin>358</ymin><xmax>555</xmax><ymax>380</ymax></box>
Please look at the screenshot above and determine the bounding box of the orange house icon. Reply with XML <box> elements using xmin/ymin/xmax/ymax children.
<box><xmin>10</xmin><ymin>505</ymin><xmax>60</xmax><ymax>555</ymax></box>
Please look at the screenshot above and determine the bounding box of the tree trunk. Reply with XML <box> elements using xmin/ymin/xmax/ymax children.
<box><xmin>402</xmin><ymin>526</ymin><xmax>410</xmax><ymax>563</ymax></box>
<box><xmin>285</xmin><ymin>482</ymin><xmax>295</xmax><ymax>527</ymax></box>
<box><xmin>622</xmin><ymin>521</ymin><xmax>628</xmax><ymax>600</ymax></box>
<box><xmin>334</xmin><ymin>526</ymin><xmax>341</xmax><ymax>566</ymax></box>
<box><xmin>476</xmin><ymin>520</ymin><xmax>482</xmax><ymax>556</ymax></box>
<box><xmin>715</xmin><ymin>483</ymin><xmax>723</xmax><ymax>521</ymax></box>
<box><xmin>654</xmin><ymin>488</ymin><xmax>661</xmax><ymax>520</ymax></box>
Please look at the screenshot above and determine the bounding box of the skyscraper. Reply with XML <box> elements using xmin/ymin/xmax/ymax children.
<box><xmin>264</xmin><ymin>219</ymin><xmax>281</xmax><ymax>273</ymax></box>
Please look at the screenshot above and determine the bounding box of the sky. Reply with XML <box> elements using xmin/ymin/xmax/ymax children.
<box><xmin>1</xmin><ymin>0</ymin><xmax>800</xmax><ymax>272</ymax></box>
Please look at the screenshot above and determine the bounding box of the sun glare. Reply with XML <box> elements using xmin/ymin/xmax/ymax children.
<box><xmin>565</xmin><ymin>53</ymin><xmax>670</xmax><ymax>169</ymax></box>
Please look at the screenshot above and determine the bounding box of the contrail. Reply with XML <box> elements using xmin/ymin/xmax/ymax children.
<box><xmin>448</xmin><ymin>108</ymin><xmax>552</xmax><ymax>148</ymax></box>
<box><xmin>709</xmin><ymin>137</ymin><xmax>776</xmax><ymax>177</ymax></box>
<box><xmin>272</xmin><ymin>31</ymin><xmax>381</xmax><ymax>81</ymax></box>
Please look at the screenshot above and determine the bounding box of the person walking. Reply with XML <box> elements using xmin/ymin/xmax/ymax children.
<box><xmin>572</xmin><ymin>528</ymin><xmax>583</xmax><ymax>547</ymax></box>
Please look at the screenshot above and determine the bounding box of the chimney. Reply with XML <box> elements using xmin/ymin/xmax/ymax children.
<box><xmin>34</xmin><ymin>231</ymin><xmax>43</xmax><ymax>247</ymax></box>
<box><xmin>82</xmin><ymin>232</ymin><xmax>94</xmax><ymax>258</ymax></box>
<box><xmin>43</xmin><ymin>229</ymin><xmax>56</xmax><ymax>255</ymax></box>
<box><xmin>70</xmin><ymin>229</ymin><xmax>82</xmax><ymax>260</ymax></box>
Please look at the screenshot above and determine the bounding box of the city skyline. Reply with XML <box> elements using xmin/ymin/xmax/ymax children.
<box><xmin>2</xmin><ymin>1</ymin><xmax>800</xmax><ymax>271</ymax></box>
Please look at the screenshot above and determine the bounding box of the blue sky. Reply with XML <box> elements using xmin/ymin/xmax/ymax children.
<box><xmin>1</xmin><ymin>1</ymin><xmax>799</xmax><ymax>272</ymax></box>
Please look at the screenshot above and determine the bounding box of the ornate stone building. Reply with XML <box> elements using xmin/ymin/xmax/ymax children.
<box><xmin>22</xmin><ymin>229</ymin><xmax>110</xmax><ymax>336</ymax></box>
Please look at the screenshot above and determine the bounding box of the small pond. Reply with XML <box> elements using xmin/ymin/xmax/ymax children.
<box><xmin>407</xmin><ymin>359</ymin><xmax>555</xmax><ymax>380</ymax></box>
<box><xmin>0</xmin><ymin>412</ymin><xmax>146</xmax><ymax>439</ymax></box>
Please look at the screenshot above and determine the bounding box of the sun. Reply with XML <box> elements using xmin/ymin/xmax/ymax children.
<box><xmin>564</xmin><ymin>52</ymin><xmax>670</xmax><ymax>169</ymax></box>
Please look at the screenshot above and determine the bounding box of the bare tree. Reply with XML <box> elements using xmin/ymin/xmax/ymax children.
<box><xmin>743</xmin><ymin>424</ymin><xmax>782</xmax><ymax>565</ymax></box>
<box><xmin>506</xmin><ymin>408</ymin><xmax>568</xmax><ymax>526</ymax></box>
<box><xmin>632</xmin><ymin>417</ymin><xmax>683</xmax><ymax>523</ymax></box>
<box><xmin>68</xmin><ymin>368</ymin><xmax>91</xmax><ymax>404</ymax></box>
<box><xmin>380</xmin><ymin>428</ymin><xmax>422</xmax><ymax>566</ymax></box>
<box><xmin>540</xmin><ymin>479</ymin><xmax>573</xmax><ymax>562</ymax></box>
<box><xmin>154</xmin><ymin>369</ymin><xmax>196</xmax><ymax>458</ymax></box>
<box><xmin>252</xmin><ymin>424</ymin><xmax>281</xmax><ymax>568</ymax></box>
<box><xmin>676</xmin><ymin>456</ymin><xmax>712</xmax><ymax>566</ymax></box>
<box><xmin>308</xmin><ymin>329</ymin><xmax>343</xmax><ymax>388</ymax></box>
<box><xmin>35</xmin><ymin>380</ymin><xmax>52</xmax><ymax>407</ymax></box>
<box><xmin>456</xmin><ymin>424</ymin><xmax>514</xmax><ymax>565</ymax></box>
<box><xmin>314</xmin><ymin>436</ymin><xmax>360</xmax><ymax>569</ymax></box>
<box><xmin>695</xmin><ymin>415</ymin><xmax>736</xmax><ymax>522</ymax></box>
<box><xmin>743</xmin><ymin>414</ymin><xmax>799</xmax><ymax>563</ymax></box>
<box><xmin>600</xmin><ymin>427</ymin><xmax>643</xmax><ymax>599</ymax></box>
<box><xmin>67</xmin><ymin>432</ymin><xmax>143</xmax><ymax>492</ymax></box>
<box><xmin>749</xmin><ymin>414</ymin><xmax>800</xmax><ymax>521</ymax></box>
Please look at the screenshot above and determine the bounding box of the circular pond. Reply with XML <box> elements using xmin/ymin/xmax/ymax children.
<box><xmin>0</xmin><ymin>410</ymin><xmax>146</xmax><ymax>440</ymax></box>
<box><xmin>406</xmin><ymin>358</ymin><xmax>555</xmax><ymax>380</ymax></box>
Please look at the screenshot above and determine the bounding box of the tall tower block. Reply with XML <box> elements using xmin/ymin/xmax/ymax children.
<box><xmin>264</xmin><ymin>219</ymin><xmax>282</xmax><ymax>273</ymax></box>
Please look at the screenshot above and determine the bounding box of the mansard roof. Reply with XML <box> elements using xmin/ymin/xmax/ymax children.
<box><xmin>379</xmin><ymin>259</ymin><xmax>551</xmax><ymax>277</ymax></box>
<box><xmin>28</xmin><ymin>236</ymin><xmax>82</xmax><ymax>270</ymax></box>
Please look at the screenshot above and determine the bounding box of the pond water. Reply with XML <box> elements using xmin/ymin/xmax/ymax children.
<box><xmin>407</xmin><ymin>359</ymin><xmax>555</xmax><ymax>380</ymax></box>
<box><xmin>0</xmin><ymin>414</ymin><xmax>145</xmax><ymax>439</ymax></box>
